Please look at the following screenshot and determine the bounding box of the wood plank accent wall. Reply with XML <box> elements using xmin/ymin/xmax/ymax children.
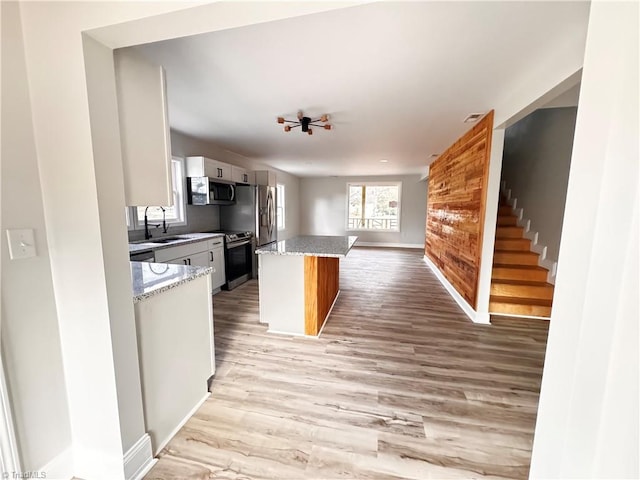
<box><xmin>425</xmin><ymin>110</ymin><xmax>494</xmax><ymax>308</ymax></box>
<box><xmin>304</xmin><ymin>256</ymin><xmax>340</xmax><ymax>336</ymax></box>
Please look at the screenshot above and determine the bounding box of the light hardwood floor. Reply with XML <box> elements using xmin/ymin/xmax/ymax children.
<box><xmin>145</xmin><ymin>247</ymin><xmax>549</xmax><ymax>479</ymax></box>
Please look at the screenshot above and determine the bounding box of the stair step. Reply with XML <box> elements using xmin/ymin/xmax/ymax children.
<box><xmin>490</xmin><ymin>296</ymin><xmax>552</xmax><ymax>317</ymax></box>
<box><xmin>493</xmin><ymin>250</ymin><xmax>540</xmax><ymax>266</ymax></box>
<box><xmin>496</xmin><ymin>226</ymin><xmax>524</xmax><ymax>238</ymax></box>
<box><xmin>492</xmin><ymin>264</ymin><xmax>549</xmax><ymax>282</ymax></box>
<box><xmin>498</xmin><ymin>205</ymin><xmax>513</xmax><ymax>215</ymax></box>
<box><xmin>497</xmin><ymin>216</ymin><xmax>518</xmax><ymax>226</ymax></box>
<box><xmin>495</xmin><ymin>238</ymin><xmax>531</xmax><ymax>251</ymax></box>
<box><xmin>491</xmin><ymin>280</ymin><xmax>554</xmax><ymax>300</ymax></box>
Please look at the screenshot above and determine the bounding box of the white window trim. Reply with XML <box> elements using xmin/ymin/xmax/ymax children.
<box><xmin>128</xmin><ymin>157</ymin><xmax>187</xmax><ymax>230</ymax></box>
<box><xmin>276</xmin><ymin>183</ymin><xmax>285</xmax><ymax>231</ymax></box>
<box><xmin>345</xmin><ymin>181</ymin><xmax>402</xmax><ymax>232</ymax></box>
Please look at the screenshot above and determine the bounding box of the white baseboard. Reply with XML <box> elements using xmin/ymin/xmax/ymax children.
<box><xmin>39</xmin><ymin>446</ymin><xmax>73</xmax><ymax>480</ymax></box>
<box><xmin>266</xmin><ymin>329</ymin><xmax>307</xmax><ymax>337</ymax></box>
<box><xmin>355</xmin><ymin>242</ymin><xmax>424</xmax><ymax>249</ymax></box>
<box><xmin>490</xmin><ymin>312</ymin><xmax>551</xmax><ymax>321</ymax></box>
<box><xmin>422</xmin><ymin>256</ymin><xmax>488</xmax><ymax>324</ymax></box>
<box><xmin>124</xmin><ymin>433</ymin><xmax>155</xmax><ymax>480</ymax></box>
<box><xmin>154</xmin><ymin>392</ymin><xmax>210</xmax><ymax>456</ymax></box>
<box><xmin>37</xmin><ymin>434</ymin><xmax>156</xmax><ymax>480</ymax></box>
<box><xmin>501</xmin><ymin>184</ymin><xmax>558</xmax><ymax>284</ymax></box>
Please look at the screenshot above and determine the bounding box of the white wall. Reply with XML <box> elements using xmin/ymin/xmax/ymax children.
<box><xmin>83</xmin><ymin>33</ymin><xmax>147</xmax><ymax>458</ymax></box>
<box><xmin>274</xmin><ymin>171</ymin><xmax>300</xmax><ymax>241</ymax></box>
<box><xmin>299</xmin><ymin>175</ymin><xmax>426</xmax><ymax>247</ymax></box>
<box><xmin>0</xmin><ymin>2</ymin><xmax>72</xmax><ymax>470</ymax></box>
<box><xmin>502</xmin><ymin>107</ymin><xmax>577</xmax><ymax>263</ymax></box>
<box><xmin>530</xmin><ymin>1</ymin><xmax>639</xmax><ymax>477</ymax></box>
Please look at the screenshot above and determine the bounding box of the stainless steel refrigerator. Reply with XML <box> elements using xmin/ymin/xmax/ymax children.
<box><xmin>220</xmin><ymin>184</ymin><xmax>277</xmax><ymax>275</ymax></box>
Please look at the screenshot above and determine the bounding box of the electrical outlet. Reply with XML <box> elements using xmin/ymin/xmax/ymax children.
<box><xmin>6</xmin><ymin>229</ymin><xmax>37</xmax><ymax>260</ymax></box>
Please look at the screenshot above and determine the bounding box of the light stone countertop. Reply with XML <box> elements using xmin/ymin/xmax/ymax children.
<box><xmin>129</xmin><ymin>232</ymin><xmax>225</xmax><ymax>255</ymax></box>
<box><xmin>131</xmin><ymin>261</ymin><xmax>212</xmax><ymax>303</ymax></box>
<box><xmin>255</xmin><ymin>235</ymin><xmax>358</xmax><ymax>258</ymax></box>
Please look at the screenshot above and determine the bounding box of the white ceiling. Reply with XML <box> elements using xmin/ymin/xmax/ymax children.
<box><xmin>131</xmin><ymin>2</ymin><xmax>590</xmax><ymax>177</ymax></box>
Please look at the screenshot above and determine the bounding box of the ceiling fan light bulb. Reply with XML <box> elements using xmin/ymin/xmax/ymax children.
<box><xmin>308</xmin><ymin>129</ymin><xmax>313</xmax><ymax>135</ymax></box>
<box><xmin>284</xmin><ymin>125</ymin><xmax>291</xmax><ymax>132</ymax></box>
<box><xmin>297</xmin><ymin>111</ymin><xmax>304</xmax><ymax>120</ymax></box>
<box><xmin>277</xmin><ymin>117</ymin><xmax>285</xmax><ymax>124</ymax></box>
<box><xmin>320</xmin><ymin>114</ymin><xmax>329</xmax><ymax>122</ymax></box>
<box><xmin>324</xmin><ymin>124</ymin><xmax>332</xmax><ymax>130</ymax></box>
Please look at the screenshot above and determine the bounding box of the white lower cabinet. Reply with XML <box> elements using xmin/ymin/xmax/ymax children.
<box><xmin>209</xmin><ymin>244</ymin><xmax>226</xmax><ymax>290</ymax></box>
<box><xmin>155</xmin><ymin>237</ymin><xmax>226</xmax><ymax>293</ymax></box>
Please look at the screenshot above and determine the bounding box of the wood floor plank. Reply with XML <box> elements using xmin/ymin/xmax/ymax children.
<box><xmin>145</xmin><ymin>247</ymin><xmax>548</xmax><ymax>480</ymax></box>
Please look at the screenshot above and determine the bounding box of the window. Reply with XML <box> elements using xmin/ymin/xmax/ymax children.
<box><xmin>128</xmin><ymin>157</ymin><xmax>187</xmax><ymax>229</ymax></box>
<box><xmin>276</xmin><ymin>183</ymin><xmax>285</xmax><ymax>230</ymax></box>
<box><xmin>347</xmin><ymin>182</ymin><xmax>401</xmax><ymax>231</ymax></box>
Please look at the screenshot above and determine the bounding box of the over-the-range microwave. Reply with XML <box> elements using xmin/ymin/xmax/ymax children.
<box><xmin>187</xmin><ymin>177</ymin><xmax>236</xmax><ymax>205</ymax></box>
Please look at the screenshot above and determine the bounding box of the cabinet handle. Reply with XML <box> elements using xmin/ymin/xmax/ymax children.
<box><xmin>210</xmin><ymin>251</ymin><xmax>214</xmax><ymax>262</ymax></box>
<box><xmin>183</xmin><ymin>259</ymin><xmax>188</xmax><ymax>265</ymax></box>
<box><xmin>188</xmin><ymin>258</ymin><xmax>191</xmax><ymax>265</ymax></box>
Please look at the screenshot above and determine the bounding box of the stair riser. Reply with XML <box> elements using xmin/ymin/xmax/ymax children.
<box><xmin>494</xmin><ymin>252</ymin><xmax>540</xmax><ymax>266</ymax></box>
<box><xmin>497</xmin><ymin>216</ymin><xmax>518</xmax><ymax>226</ymax></box>
<box><xmin>492</xmin><ymin>268</ymin><xmax>548</xmax><ymax>282</ymax></box>
<box><xmin>490</xmin><ymin>301</ymin><xmax>551</xmax><ymax>318</ymax></box>
<box><xmin>494</xmin><ymin>239</ymin><xmax>531</xmax><ymax>251</ymax></box>
<box><xmin>498</xmin><ymin>206</ymin><xmax>513</xmax><ymax>215</ymax></box>
<box><xmin>496</xmin><ymin>227</ymin><xmax>524</xmax><ymax>238</ymax></box>
<box><xmin>491</xmin><ymin>283</ymin><xmax>554</xmax><ymax>300</ymax></box>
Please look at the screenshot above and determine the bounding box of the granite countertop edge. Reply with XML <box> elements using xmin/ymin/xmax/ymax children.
<box><xmin>255</xmin><ymin>235</ymin><xmax>357</xmax><ymax>258</ymax></box>
<box><xmin>132</xmin><ymin>262</ymin><xmax>213</xmax><ymax>303</ymax></box>
<box><xmin>129</xmin><ymin>232</ymin><xmax>225</xmax><ymax>255</ymax></box>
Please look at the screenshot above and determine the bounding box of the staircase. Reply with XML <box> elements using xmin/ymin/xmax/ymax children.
<box><xmin>490</xmin><ymin>203</ymin><xmax>554</xmax><ymax>318</ymax></box>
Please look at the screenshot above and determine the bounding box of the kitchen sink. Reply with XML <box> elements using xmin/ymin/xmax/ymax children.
<box><xmin>147</xmin><ymin>236</ymin><xmax>191</xmax><ymax>244</ymax></box>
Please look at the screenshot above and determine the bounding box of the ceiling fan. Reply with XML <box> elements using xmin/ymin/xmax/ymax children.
<box><xmin>277</xmin><ymin>111</ymin><xmax>332</xmax><ymax>135</ymax></box>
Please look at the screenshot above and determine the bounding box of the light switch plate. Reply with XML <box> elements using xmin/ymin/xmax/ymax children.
<box><xmin>6</xmin><ymin>229</ymin><xmax>37</xmax><ymax>260</ymax></box>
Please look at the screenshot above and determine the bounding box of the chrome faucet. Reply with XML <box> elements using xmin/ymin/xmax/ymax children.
<box><xmin>144</xmin><ymin>206</ymin><xmax>167</xmax><ymax>240</ymax></box>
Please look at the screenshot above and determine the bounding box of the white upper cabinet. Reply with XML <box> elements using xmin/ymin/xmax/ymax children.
<box><xmin>231</xmin><ymin>166</ymin><xmax>254</xmax><ymax>185</ymax></box>
<box><xmin>186</xmin><ymin>156</ymin><xmax>240</xmax><ymax>184</ymax></box>
<box><xmin>254</xmin><ymin>170</ymin><xmax>277</xmax><ymax>186</ymax></box>
<box><xmin>115</xmin><ymin>49</ymin><xmax>172</xmax><ymax>207</ymax></box>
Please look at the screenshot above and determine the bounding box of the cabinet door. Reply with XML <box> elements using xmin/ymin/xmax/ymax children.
<box><xmin>203</xmin><ymin>158</ymin><xmax>218</xmax><ymax>178</ymax></box>
<box><xmin>254</xmin><ymin>170</ymin><xmax>276</xmax><ymax>186</ymax></box>
<box><xmin>231</xmin><ymin>166</ymin><xmax>248</xmax><ymax>184</ymax></box>
<box><xmin>210</xmin><ymin>161</ymin><xmax>232</xmax><ymax>182</ymax></box>
<box><xmin>188</xmin><ymin>251</ymin><xmax>211</xmax><ymax>269</ymax></box>
<box><xmin>164</xmin><ymin>254</ymin><xmax>191</xmax><ymax>266</ymax></box>
<box><xmin>115</xmin><ymin>49</ymin><xmax>172</xmax><ymax>206</ymax></box>
<box><xmin>209</xmin><ymin>247</ymin><xmax>226</xmax><ymax>290</ymax></box>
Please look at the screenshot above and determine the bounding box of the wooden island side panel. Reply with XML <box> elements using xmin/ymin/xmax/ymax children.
<box><xmin>425</xmin><ymin>110</ymin><xmax>494</xmax><ymax>308</ymax></box>
<box><xmin>304</xmin><ymin>256</ymin><xmax>340</xmax><ymax>335</ymax></box>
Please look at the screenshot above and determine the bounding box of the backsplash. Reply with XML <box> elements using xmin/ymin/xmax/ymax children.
<box><xmin>128</xmin><ymin>204</ymin><xmax>221</xmax><ymax>242</ymax></box>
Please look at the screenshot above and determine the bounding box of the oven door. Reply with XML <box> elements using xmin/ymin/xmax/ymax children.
<box><xmin>224</xmin><ymin>239</ymin><xmax>253</xmax><ymax>290</ymax></box>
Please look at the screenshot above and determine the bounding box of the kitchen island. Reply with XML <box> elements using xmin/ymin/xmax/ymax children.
<box><xmin>255</xmin><ymin>235</ymin><xmax>357</xmax><ymax>336</ymax></box>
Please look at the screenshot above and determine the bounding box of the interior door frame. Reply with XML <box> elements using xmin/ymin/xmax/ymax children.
<box><xmin>0</xmin><ymin>354</ymin><xmax>21</xmax><ymax>473</ymax></box>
